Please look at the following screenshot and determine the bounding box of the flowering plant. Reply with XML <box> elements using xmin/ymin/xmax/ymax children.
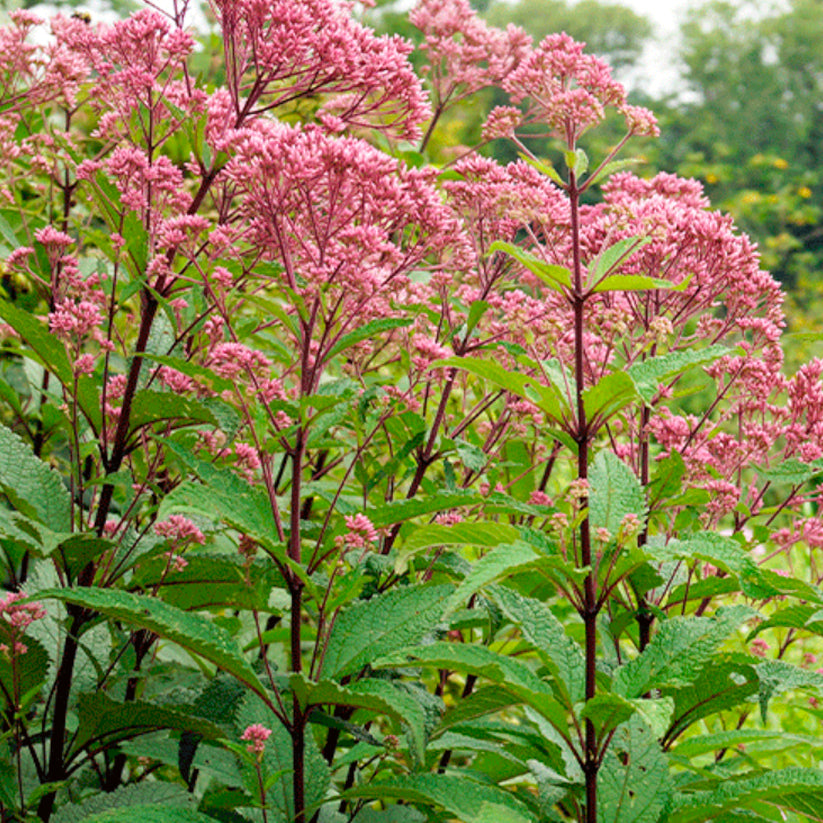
<box><xmin>0</xmin><ymin>1</ymin><xmax>821</xmax><ymax>822</ymax></box>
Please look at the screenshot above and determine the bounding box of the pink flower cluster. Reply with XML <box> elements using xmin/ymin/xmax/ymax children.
<box><xmin>241</xmin><ymin>722</ymin><xmax>272</xmax><ymax>755</ymax></box>
<box><xmin>0</xmin><ymin>592</ymin><xmax>46</xmax><ymax>657</ymax></box>
<box><xmin>154</xmin><ymin>515</ymin><xmax>206</xmax><ymax>547</ymax></box>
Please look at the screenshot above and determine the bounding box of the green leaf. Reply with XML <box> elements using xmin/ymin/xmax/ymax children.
<box><xmin>589</xmin><ymin>236</ymin><xmax>651</xmax><ymax>284</ymax></box>
<box><xmin>667</xmin><ymin>655</ymin><xmax>759</xmax><ymax>740</ymax></box>
<box><xmin>587</xmin><ymin>157</ymin><xmax>642</xmax><ymax>187</ymax></box>
<box><xmin>580</xmin><ymin>693</ymin><xmax>673</xmax><ymax>739</ymax></box>
<box><xmin>668</xmin><ymin>768</ymin><xmax>823</xmax><ymax>822</ymax></box>
<box><xmin>613</xmin><ymin>607</ymin><xmax>753</xmax><ymax>698</ymax></box>
<box><xmin>322</xmin><ymin>584</ymin><xmax>454</xmax><ymax>680</ymax></box>
<box><xmin>593</xmin><ymin>274</ymin><xmax>685</xmax><ymax>293</ymax></box>
<box><xmin>344</xmin><ymin>774</ymin><xmax>531</xmax><ymax>823</ymax></box>
<box><xmin>374</xmin><ymin>641</ymin><xmax>567</xmax><ymax>731</ymax></box>
<box><xmin>583</xmin><ymin>371</ymin><xmax>638</xmax><ymax>421</ymax></box>
<box><xmin>589</xmin><ymin>452</ymin><xmax>647</xmax><ymax>536</ymax></box>
<box><xmin>38</xmin><ymin>588</ymin><xmax>266</xmax><ymax>695</ymax></box>
<box><xmin>0</xmin><ymin>424</ymin><xmax>71</xmax><ymax>532</ymax></box>
<box><xmin>52</xmin><ymin>784</ymin><xmax>198</xmax><ymax>823</ymax></box>
<box><xmin>128</xmin><ymin>390</ymin><xmax>227</xmax><ymax>433</ymax></box>
<box><xmin>158</xmin><ymin>479</ymin><xmax>283</xmax><ymax>557</ymax></box>
<box><xmin>435</xmin><ymin>355</ymin><xmax>566</xmax><ymax>421</ymax></box>
<box><xmin>69</xmin><ymin>692</ymin><xmax>224</xmax><ymax>757</ymax></box>
<box><xmin>397</xmin><ymin>521</ymin><xmax>520</xmax><ymax>572</ymax></box>
<box><xmin>627</xmin><ymin>346</ymin><xmax>729</xmax><ymax>404</ymax></box>
<box><xmin>0</xmin><ymin>299</ymin><xmax>72</xmax><ymax>385</ymax></box>
<box><xmin>673</xmin><ymin>728</ymin><xmax>823</xmax><ymax>759</ymax></box>
<box><xmin>436</xmin><ymin>686</ymin><xmax>522</xmax><ymax>734</ymax></box>
<box><xmin>755</xmin><ymin>457</ymin><xmax>823</xmax><ymax>485</ymax></box>
<box><xmin>0</xmin><ymin>636</ymin><xmax>48</xmax><ymax>711</ymax></box>
<box><xmin>598</xmin><ymin>716</ymin><xmax>671</xmax><ymax>823</ymax></box>
<box><xmin>491</xmin><ymin>586</ymin><xmax>585</xmax><ymax>705</ymax></box>
<box><xmin>518</xmin><ymin>153</ymin><xmax>565</xmax><ymax>187</ymax></box>
<box><xmin>132</xmin><ymin>554</ymin><xmax>285</xmax><ymax>612</ymax></box>
<box><xmin>648</xmin><ymin>533</ymin><xmax>770</xmax><ymax>599</ymax></box>
<box><xmin>326</xmin><ymin>318</ymin><xmax>411</xmax><ymax>360</ymax></box>
<box><xmin>238</xmin><ymin>693</ymin><xmax>329</xmax><ymax>821</ymax></box>
<box><xmin>294</xmin><ymin>675</ymin><xmax>429</xmax><ymax>761</ymax></box>
<box><xmin>69</xmin><ymin>806</ymin><xmax>220</xmax><ymax>823</ymax></box>
<box><xmin>488</xmin><ymin>241</ymin><xmax>572</xmax><ymax>293</ymax></box>
<box><xmin>367</xmin><ymin>491</ymin><xmax>482</xmax><ymax>529</ymax></box>
<box><xmin>756</xmin><ymin>659</ymin><xmax>823</xmax><ymax>721</ymax></box>
<box><xmin>448</xmin><ymin>542</ymin><xmax>538</xmax><ymax>610</ymax></box>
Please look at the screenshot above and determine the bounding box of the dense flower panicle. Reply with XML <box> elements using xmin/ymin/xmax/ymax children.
<box><xmin>784</xmin><ymin>359</ymin><xmax>823</xmax><ymax>461</ymax></box>
<box><xmin>500</xmin><ymin>32</ymin><xmax>631</xmax><ymax>143</ymax></box>
<box><xmin>210</xmin><ymin>0</ymin><xmax>429</xmax><ymax>138</ymax></box>
<box><xmin>410</xmin><ymin>0</ymin><xmax>531</xmax><ymax>105</ymax></box>
<box><xmin>226</xmin><ymin>123</ymin><xmax>461</xmax><ymax>338</ymax></box>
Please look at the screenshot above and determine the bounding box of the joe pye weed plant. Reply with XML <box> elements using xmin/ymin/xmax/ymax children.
<box><xmin>0</xmin><ymin>0</ymin><xmax>822</xmax><ymax>820</ymax></box>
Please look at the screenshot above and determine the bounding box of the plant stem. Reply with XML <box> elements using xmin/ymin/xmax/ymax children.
<box><xmin>570</xmin><ymin>172</ymin><xmax>598</xmax><ymax>823</ymax></box>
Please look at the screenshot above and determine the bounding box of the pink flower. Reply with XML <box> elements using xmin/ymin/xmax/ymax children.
<box><xmin>338</xmin><ymin>513</ymin><xmax>379</xmax><ymax>550</ymax></box>
<box><xmin>154</xmin><ymin>515</ymin><xmax>206</xmax><ymax>546</ymax></box>
<box><xmin>241</xmin><ymin>723</ymin><xmax>272</xmax><ymax>755</ymax></box>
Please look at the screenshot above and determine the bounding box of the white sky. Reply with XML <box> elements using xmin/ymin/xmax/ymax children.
<box><xmin>614</xmin><ymin>0</ymin><xmax>692</xmax><ymax>96</ymax></box>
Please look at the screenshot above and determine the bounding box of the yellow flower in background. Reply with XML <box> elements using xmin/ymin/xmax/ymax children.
<box><xmin>799</xmin><ymin>186</ymin><xmax>812</xmax><ymax>198</ymax></box>
<box><xmin>706</xmin><ymin>172</ymin><xmax>719</xmax><ymax>184</ymax></box>
<box><xmin>773</xmin><ymin>157</ymin><xmax>789</xmax><ymax>169</ymax></box>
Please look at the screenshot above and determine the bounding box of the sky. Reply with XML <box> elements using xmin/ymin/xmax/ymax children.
<box><xmin>614</xmin><ymin>0</ymin><xmax>692</xmax><ymax>96</ymax></box>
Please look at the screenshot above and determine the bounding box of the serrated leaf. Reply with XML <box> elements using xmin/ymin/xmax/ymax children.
<box><xmin>133</xmin><ymin>554</ymin><xmax>285</xmax><ymax>612</ymax></box>
<box><xmin>589</xmin><ymin>236</ymin><xmax>651</xmax><ymax>284</ymax></box>
<box><xmin>292</xmin><ymin>674</ymin><xmax>429</xmax><ymax>761</ymax></box>
<box><xmin>69</xmin><ymin>692</ymin><xmax>224</xmax><ymax>758</ymax></box>
<box><xmin>73</xmin><ymin>806</ymin><xmax>220</xmax><ymax>823</ymax></box>
<box><xmin>667</xmin><ymin>655</ymin><xmax>759</xmax><ymax>741</ymax></box>
<box><xmin>589</xmin><ymin>452</ymin><xmax>647</xmax><ymax>536</ymax></box>
<box><xmin>367</xmin><ymin>491</ymin><xmax>481</xmax><ymax>529</ymax></box>
<box><xmin>238</xmin><ymin>693</ymin><xmax>329</xmax><ymax>821</ymax></box>
<box><xmin>398</xmin><ymin>522</ymin><xmax>520</xmax><ymax>571</ymax></box>
<box><xmin>598</xmin><ymin>716</ymin><xmax>671</xmax><ymax>823</ymax></box>
<box><xmin>668</xmin><ymin>767</ymin><xmax>823</xmax><ymax>822</ymax></box>
<box><xmin>434</xmin><ymin>355</ymin><xmax>566</xmax><ymax>420</ymax></box>
<box><xmin>648</xmin><ymin>533</ymin><xmax>770</xmax><ymax>599</ymax></box>
<box><xmin>674</xmin><ymin>728</ymin><xmax>823</xmax><ymax>759</ymax></box>
<box><xmin>448</xmin><ymin>542</ymin><xmax>538</xmax><ymax>610</ymax></box>
<box><xmin>491</xmin><ymin>585</ymin><xmax>585</xmax><ymax>705</ymax></box>
<box><xmin>0</xmin><ymin>424</ymin><xmax>71</xmax><ymax>532</ymax></box>
<box><xmin>580</xmin><ymin>693</ymin><xmax>673</xmax><ymax>739</ymax></box>
<box><xmin>593</xmin><ymin>274</ymin><xmax>684</xmax><ymax>293</ymax></box>
<box><xmin>129</xmin><ymin>389</ymin><xmax>226</xmax><ymax>433</ymax></box>
<box><xmin>158</xmin><ymin>479</ymin><xmax>283</xmax><ymax>557</ymax></box>
<box><xmin>374</xmin><ymin>641</ymin><xmax>567</xmax><ymax>731</ymax></box>
<box><xmin>326</xmin><ymin>318</ymin><xmax>411</xmax><ymax>360</ymax></box>
<box><xmin>756</xmin><ymin>659</ymin><xmax>823</xmax><ymax>721</ymax></box>
<box><xmin>588</xmin><ymin>157</ymin><xmax>641</xmax><ymax>187</ymax></box>
<box><xmin>52</xmin><ymin>783</ymin><xmax>197</xmax><ymax>823</ymax></box>
<box><xmin>627</xmin><ymin>346</ymin><xmax>728</xmax><ymax>403</ymax></box>
<box><xmin>0</xmin><ymin>635</ymin><xmax>48</xmax><ymax>711</ymax></box>
<box><xmin>755</xmin><ymin>457</ymin><xmax>823</xmax><ymax>485</ymax></box>
<box><xmin>437</xmin><ymin>686</ymin><xmax>521</xmax><ymax>734</ymax></box>
<box><xmin>344</xmin><ymin>774</ymin><xmax>531</xmax><ymax>823</ymax></box>
<box><xmin>322</xmin><ymin>584</ymin><xmax>453</xmax><ymax>680</ymax></box>
<box><xmin>583</xmin><ymin>372</ymin><xmax>638</xmax><ymax>421</ymax></box>
<box><xmin>488</xmin><ymin>242</ymin><xmax>572</xmax><ymax>292</ymax></box>
<box><xmin>38</xmin><ymin>588</ymin><xmax>266</xmax><ymax>695</ymax></box>
<box><xmin>613</xmin><ymin>607</ymin><xmax>753</xmax><ymax>698</ymax></box>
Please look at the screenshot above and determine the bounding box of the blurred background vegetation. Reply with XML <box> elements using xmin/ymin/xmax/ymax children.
<box><xmin>369</xmin><ymin>0</ymin><xmax>823</xmax><ymax>369</ymax></box>
<box><xmin>2</xmin><ymin>0</ymin><xmax>822</xmax><ymax>365</ymax></box>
